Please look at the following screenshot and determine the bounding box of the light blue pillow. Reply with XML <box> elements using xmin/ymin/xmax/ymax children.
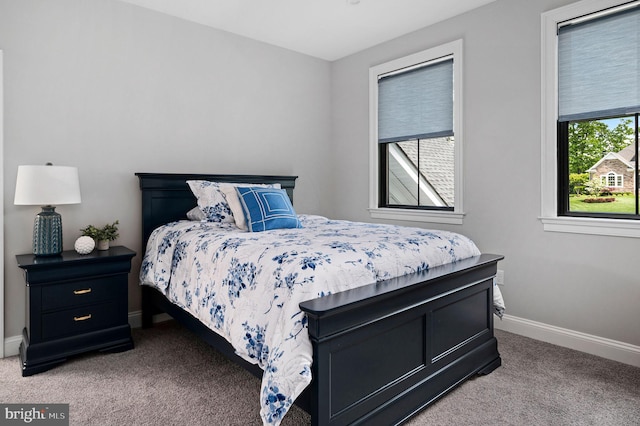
<box><xmin>236</xmin><ymin>187</ymin><xmax>302</xmax><ymax>232</ymax></box>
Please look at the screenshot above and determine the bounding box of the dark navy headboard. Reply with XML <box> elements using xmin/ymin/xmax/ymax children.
<box><xmin>136</xmin><ymin>173</ymin><xmax>298</xmax><ymax>247</ymax></box>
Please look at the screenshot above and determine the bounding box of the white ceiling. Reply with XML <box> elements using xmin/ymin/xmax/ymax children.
<box><xmin>117</xmin><ymin>0</ymin><xmax>497</xmax><ymax>61</ymax></box>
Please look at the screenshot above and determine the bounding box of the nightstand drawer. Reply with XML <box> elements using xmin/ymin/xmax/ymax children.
<box><xmin>41</xmin><ymin>276</ymin><xmax>119</xmax><ymax>311</ymax></box>
<box><xmin>41</xmin><ymin>301</ymin><xmax>120</xmax><ymax>340</ymax></box>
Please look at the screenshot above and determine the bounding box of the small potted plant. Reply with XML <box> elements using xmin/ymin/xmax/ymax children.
<box><xmin>80</xmin><ymin>220</ymin><xmax>119</xmax><ymax>250</ymax></box>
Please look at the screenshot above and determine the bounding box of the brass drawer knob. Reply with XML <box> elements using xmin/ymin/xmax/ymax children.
<box><xmin>73</xmin><ymin>288</ymin><xmax>92</xmax><ymax>295</ymax></box>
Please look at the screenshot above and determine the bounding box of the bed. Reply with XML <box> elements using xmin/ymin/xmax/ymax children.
<box><xmin>136</xmin><ymin>172</ymin><xmax>504</xmax><ymax>426</ymax></box>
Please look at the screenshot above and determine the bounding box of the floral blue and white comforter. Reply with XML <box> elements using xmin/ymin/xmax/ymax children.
<box><xmin>140</xmin><ymin>215</ymin><xmax>501</xmax><ymax>425</ymax></box>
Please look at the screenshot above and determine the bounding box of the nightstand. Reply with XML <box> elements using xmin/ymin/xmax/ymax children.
<box><xmin>17</xmin><ymin>246</ymin><xmax>136</xmax><ymax>376</ymax></box>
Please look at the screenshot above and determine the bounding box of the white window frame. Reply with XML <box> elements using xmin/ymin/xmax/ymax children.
<box><xmin>369</xmin><ymin>39</ymin><xmax>464</xmax><ymax>225</ymax></box>
<box><xmin>540</xmin><ymin>0</ymin><xmax>640</xmax><ymax>238</ymax></box>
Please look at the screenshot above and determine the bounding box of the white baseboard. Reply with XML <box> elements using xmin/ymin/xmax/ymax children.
<box><xmin>128</xmin><ymin>310</ymin><xmax>143</xmax><ymax>329</ymax></box>
<box><xmin>495</xmin><ymin>314</ymin><xmax>640</xmax><ymax>368</ymax></box>
<box><xmin>127</xmin><ymin>310</ymin><xmax>172</xmax><ymax>328</ymax></box>
<box><xmin>4</xmin><ymin>334</ymin><xmax>21</xmax><ymax>358</ymax></box>
<box><xmin>5</xmin><ymin>312</ymin><xmax>639</xmax><ymax>367</ymax></box>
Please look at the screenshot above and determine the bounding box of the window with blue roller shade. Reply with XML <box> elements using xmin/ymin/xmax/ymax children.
<box><xmin>369</xmin><ymin>40</ymin><xmax>464</xmax><ymax>223</ymax></box>
<box><xmin>556</xmin><ymin>3</ymin><xmax>640</xmax><ymax>220</ymax></box>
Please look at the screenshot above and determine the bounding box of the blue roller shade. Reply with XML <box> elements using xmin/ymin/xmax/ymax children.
<box><xmin>558</xmin><ymin>6</ymin><xmax>640</xmax><ymax>122</ymax></box>
<box><xmin>378</xmin><ymin>58</ymin><xmax>453</xmax><ymax>143</ymax></box>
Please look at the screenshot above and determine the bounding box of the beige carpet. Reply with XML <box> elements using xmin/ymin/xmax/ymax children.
<box><xmin>1</xmin><ymin>321</ymin><xmax>638</xmax><ymax>425</ymax></box>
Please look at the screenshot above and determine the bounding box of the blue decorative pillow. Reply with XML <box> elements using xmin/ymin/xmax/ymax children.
<box><xmin>236</xmin><ymin>187</ymin><xmax>302</xmax><ymax>232</ymax></box>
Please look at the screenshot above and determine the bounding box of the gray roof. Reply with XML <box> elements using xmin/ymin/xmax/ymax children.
<box><xmin>394</xmin><ymin>137</ymin><xmax>454</xmax><ymax>206</ymax></box>
<box><xmin>617</xmin><ymin>143</ymin><xmax>636</xmax><ymax>164</ymax></box>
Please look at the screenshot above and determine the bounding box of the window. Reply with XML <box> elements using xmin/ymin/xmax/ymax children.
<box><xmin>601</xmin><ymin>172</ymin><xmax>623</xmax><ymax>188</ymax></box>
<box><xmin>541</xmin><ymin>1</ymin><xmax>640</xmax><ymax>237</ymax></box>
<box><xmin>369</xmin><ymin>40</ymin><xmax>464</xmax><ymax>224</ymax></box>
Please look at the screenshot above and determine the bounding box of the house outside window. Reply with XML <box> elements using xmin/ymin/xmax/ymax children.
<box><xmin>588</xmin><ymin>148</ymin><xmax>633</xmax><ymax>192</ymax></box>
<box><xmin>369</xmin><ymin>40</ymin><xmax>464</xmax><ymax>225</ymax></box>
<box><xmin>541</xmin><ymin>0</ymin><xmax>640</xmax><ymax>237</ymax></box>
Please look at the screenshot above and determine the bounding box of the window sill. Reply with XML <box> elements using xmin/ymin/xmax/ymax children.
<box><xmin>540</xmin><ymin>216</ymin><xmax>640</xmax><ymax>238</ymax></box>
<box><xmin>369</xmin><ymin>208</ymin><xmax>464</xmax><ymax>225</ymax></box>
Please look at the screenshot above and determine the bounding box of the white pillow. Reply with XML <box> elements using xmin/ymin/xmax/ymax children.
<box><xmin>186</xmin><ymin>206</ymin><xmax>206</xmax><ymax>221</ymax></box>
<box><xmin>219</xmin><ymin>183</ymin><xmax>281</xmax><ymax>230</ymax></box>
<box><xmin>187</xmin><ymin>181</ymin><xmax>234</xmax><ymax>223</ymax></box>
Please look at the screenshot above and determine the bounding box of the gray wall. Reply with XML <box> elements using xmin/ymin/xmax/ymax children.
<box><xmin>330</xmin><ymin>0</ymin><xmax>640</xmax><ymax>347</ymax></box>
<box><xmin>0</xmin><ymin>0</ymin><xmax>332</xmax><ymax>338</ymax></box>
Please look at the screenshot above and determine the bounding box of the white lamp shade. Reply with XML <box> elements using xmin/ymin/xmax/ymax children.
<box><xmin>14</xmin><ymin>165</ymin><xmax>82</xmax><ymax>206</ymax></box>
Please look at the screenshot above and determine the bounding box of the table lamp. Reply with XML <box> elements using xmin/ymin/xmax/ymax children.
<box><xmin>14</xmin><ymin>163</ymin><xmax>82</xmax><ymax>256</ymax></box>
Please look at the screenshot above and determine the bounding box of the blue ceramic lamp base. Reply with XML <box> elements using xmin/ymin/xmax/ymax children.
<box><xmin>33</xmin><ymin>206</ymin><xmax>63</xmax><ymax>256</ymax></box>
